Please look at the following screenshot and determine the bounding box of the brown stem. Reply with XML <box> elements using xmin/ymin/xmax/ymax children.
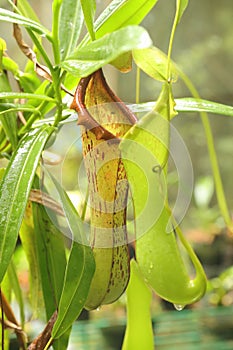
<box><xmin>1</xmin><ymin>292</ymin><xmax>27</xmax><ymax>349</ymax></box>
<box><xmin>29</xmin><ymin>190</ymin><xmax>64</xmax><ymax>217</ymax></box>
<box><xmin>27</xmin><ymin>311</ymin><xmax>57</xmax><ymax>350</ymax></box>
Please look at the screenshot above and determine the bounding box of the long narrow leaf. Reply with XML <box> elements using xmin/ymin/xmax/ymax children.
<box><xmin>17</xmin><ymin>0</ymin><xmax>40</xmax><ymax>23</ymax></box>
<box><xmin>32</xmin><ymin>200</ymin><xmax>67</xmax><ymax>319</ymax></box>
<box><xmin>0</xmin><ymin>103</ymin><xmax>41</xmax><ymax>116</ymax></box>
<box><xmin>19</xmin><ymin>203</ymin><xmax>42</xmax><ymax>318</ymax></box>
<box><xmin>133</xmin><ymin>99</ymin><xmax>233</xmax><ymax>118</ymax></box>
<box><xmin>7</xmin><ymin>261</ymin><xmax>25</xmax><ymax>326</ymax></box>
<box><xmin>0</xmin><ymin>8</ymin><xmax>51</xmax><ymax>39</ymax></box>
<box><xmin>0</xmin><ymin>125</ymin><xmax>54</xmax><ymax>283</ymax></box>
<box><xmin>81</xmin><ymin>0</ymin><xmax>158</xmax><ymax>44</ymax></box>
<box><xmin>0</xmin><ymin>92</ymin><xmax>55</xmax><ymax>102</ymax></box>
<box><xmin>59</xmin><ymin>0</ymin><xmax>83</xmax><ymax>60</ymax></box>
<box><xmin>0</xmin><ymin>71</ymin><xmax>18</xmax><ymax>149</ymax></box>
<box><xmin>177</xmin><ymin>0</ymin><xmax>189</xmax><ymax>23</ymax></box>
<box><xmin>81</xmin><ymin>0</ymin><xmax>96</xmax><ymax>41</ymax></box>
<box><xmin>32</xmin><ymin>197</ymin><xmax>70</xmax><ymax>349</ymax></box>
<box><xmin>51</xmin><ymin>177</ymin><xmax>95</xmax><ymax>339</ymax></box>
<box><xmin>175</xmin><ymin>98</ymin><xmax>233</xmax><ymax>117</ymax></box>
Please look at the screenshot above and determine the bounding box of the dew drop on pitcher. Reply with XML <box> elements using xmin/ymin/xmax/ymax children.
<box><xmin>173</xmin><ymin>304</ymin><xmax>186</xmax><ymax>311</ymax></box>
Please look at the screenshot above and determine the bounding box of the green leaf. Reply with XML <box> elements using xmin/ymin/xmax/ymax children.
<box><xmin>0</xmin><ymin>91</ymin><xmax>55</xmax><ymax>129</ymax></box>
<box><xmin>79</xmin><ymin>0</ymin><xmax>158</xmax><ymax>48</ymax></box>
<box><xmin>59</xmin><ymin>0</ymin><xmax>83</xmax><ymax>60</ymax></box>
<box><xmin>51</xmin><ymin>177</ymin><xmax>95</xmax><ymax>339</ymax></box>
<box><xmin>128</xmin><ymin>98</ymin><xmax>233</xmax><ymax>118</ymax></box>
<box><xmin>175</xmin><ymin>98</ymin><xmax>233</xmax><ymax>117</ymax></box>
<box><xmin>0</xmin><ymin>37</ymin><xmax>6</xmax><ymax>52</ymax></box>
<box><xmin>81</xmin><ymin>0</ymin><xmax>96</xmax><ymax>41</ymax></box>
<box><xmin>0</xmin><ymin>125</ymin><xmax>54</xmax><ymax>283</ymax></box>
<box><xmin>53</xmin><ymin>329</ymin><xmax>71</xmax><ymax>350</ymax></box>
<box><xmin>94</xmin><ymin>0</ymin><xmax>159</xmax><ymax>39</ymax></box>
<box><xmin>52</xmin><ymin>241</ymin><xmax>94</xmax><ymax>338</ymax></box>
<box><xmin>177</xmin><ymin>0</ymin><xmax>189</xmax><ymax>23</ymax></box>
<box><xmin>110</xmin><ymin>52</ymin><xmax>133</xmax><ymax>72</ymax></box>
<box><xmin>0</xmin><ymin>92</ymin><xmax>55</xmax><ymax>102</ymax></box>
<box><xmin>0</xmin><ymin>276</ymin><xmax>10</xmax><ymax>349</ymax></box>
<box><xmin>52</xmin><ymin>0</ymin><xmax>63</xmax><ymax>64</ymax></box>
<box><xmin>0</xmin><ymin>37</ymin><xmax>6</xmax><ymax>71</ymax></box>
<box><xmin>17</xmin><ymin>0</ymin><xmax>40</xmax><ymax>23</ymax></box>
<box><xmin>32</xmin><ymin>201</ymin><xmax>67</xmax><ymax>319</ymax></box>
<box><xmin>0</xmin><ymin>8</ymin><xmax>51</xmax><ymax>40</ymax></box>
<box><xmin>21</xmin><ymin>61</ymin><xmax>42</xmax><ymax>92</ymax></box>
<box><xmin>18</xmin><ymin>72</ymin><xmax>41</xmax><ymax>93</ymax></box>
<box><xmin>2</xmin><ymin>56</ymin><xmax>19</xmax><ymax>75</ymax></box>
<box><xmin>19</xmin><ymin>202</ymin><xmax>42</xmax><ymax>318</ymax></box>
<box><xmin>61</xmin><ymin>25</ymin><xmax>152</xmax><ymax>77</ymax></box>
<box><xmin>133</xmin><ymin>46</ymin><xmax>178</xmax><ymax>82</ymax></box>
<box><xmin>7</xmin><ymin>261</ymin><xmax>25</xmax><ymax>326</ymax></box>
<box><xmin>28</xmin><ymin>82</ymin><xmax>57</xmax><ymax>118</ymax></box>
<box><xmin>0</xmin><ymin>168</ymin><xmax>5</xmax><ymax>182</ymax></box>
<box><xmin>0</xmin><ymin>103</ymin><xmax>40</xmax><ymax>116</ymax></box>
<box><xmin>0</xmin><ymin>72</ymin><xmax>18</xmax><ymax>149</ymax></box>
<box><xmin>0</xmin><ymin>128</ymin><xmax>7</xmax><ymax>151</ymax></box>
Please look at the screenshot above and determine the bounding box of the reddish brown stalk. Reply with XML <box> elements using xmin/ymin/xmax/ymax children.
<box><xmin>1</xmin><ymin>292</ymin><xmax>27</xmax><ymax>349</ymax></box>
<box><xmin>27</xmin><ymin>311</ymin><xmax>57</xmax><ymax>350</ymax></box>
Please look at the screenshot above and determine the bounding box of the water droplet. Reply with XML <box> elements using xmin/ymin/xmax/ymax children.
<box><xmin>96</xmin><ymin>307</ymin><xmax>101</xmax><ymax>311</ymax></box>
<box><xmin>60</xmin><ymin>48</ymin><xmax>64</xmax><ymax>54</ymax></box>
<box><xmin>152</xmin><ymin>165</ymin><xmax>161</xmax><ymax>174</ymax></box>
<box><xmin>173</xmin><ymin>304</ymin><xmax>186</xmax><ymax>311</ymax></box>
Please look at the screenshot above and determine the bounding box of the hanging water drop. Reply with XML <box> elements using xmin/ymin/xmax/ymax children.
<box><xmin>173</xmin><ymin>303</ymin><xmax>185</xmax><ymax>311</ymax></box>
